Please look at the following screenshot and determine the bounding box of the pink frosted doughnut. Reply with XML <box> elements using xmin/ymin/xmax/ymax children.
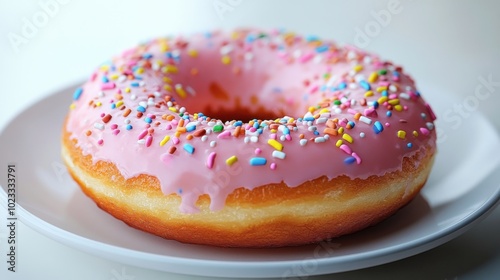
<box><xmin>62</xmin><ymin>29</ymin><xmax>437</xmax><ymax>247</ymax></box>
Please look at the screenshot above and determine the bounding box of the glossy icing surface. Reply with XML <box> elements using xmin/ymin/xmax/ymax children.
<box><xmin>66</xmin><ymin>29</ymin><xmax>437</xmax><ymax>212</ymax></box>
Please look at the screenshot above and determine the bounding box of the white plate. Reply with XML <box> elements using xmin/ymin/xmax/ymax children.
<box><xmin>0</xmin><ymin>83</ymin><xmax>499</xmax><ymax>278</ymax></box>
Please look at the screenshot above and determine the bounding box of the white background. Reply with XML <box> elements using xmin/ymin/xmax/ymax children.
<box><xmin>0</xmin><ymin>0</ymin><xmax>499</xmax><ymax>279</ymax></box>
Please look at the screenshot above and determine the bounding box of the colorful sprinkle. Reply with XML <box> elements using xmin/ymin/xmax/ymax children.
<box><xmin>250</xmin><ymin>157</ymin><xmax>267</xmax><ymax>166</ymax></box>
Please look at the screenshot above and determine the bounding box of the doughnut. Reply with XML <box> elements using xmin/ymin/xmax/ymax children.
<box><xmin>62</xmin><ymin>29</ymin><xmax>437</xmax><ymax>247</ymax></box>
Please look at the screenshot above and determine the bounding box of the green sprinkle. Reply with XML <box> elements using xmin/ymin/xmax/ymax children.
<box><xmin>379</xmin><ymin>69</ymin><xmax>387</xmax><ymax>75</ymax></box>
<box><xmin>213</xmin><ymin>124</ymin><xmax>224</xmax><ymax>133</ymax></box>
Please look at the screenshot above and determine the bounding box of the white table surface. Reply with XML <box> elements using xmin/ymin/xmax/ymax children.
<box><xmin>1</xmin><ymin>0</ymin><xmax>499</xmax><ymax>279</ymax></box>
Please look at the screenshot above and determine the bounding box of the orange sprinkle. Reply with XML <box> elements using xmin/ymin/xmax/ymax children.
<box><xmin>123</xmin><ymin>109</ymin><xmax>131</xmax><ymax>117</ymax></box>
<box><xmin>186</xmin><ymin>134</ymin><xmax>193</xmax><ymax>140</ymax></box>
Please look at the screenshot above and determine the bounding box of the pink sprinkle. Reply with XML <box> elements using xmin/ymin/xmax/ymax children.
<box><xmin>97</xmin><ymin>139</ymin><xmax>104</xmax><ymax>145</ymax></box>
<box><xmin>145</xmin><ymin>135</ymin><xmax>153</xmax><ymax>147</ymax></box>
<box><xmin>165</xmin><ymin>124</ymin><xmax>172</xmax><ymax>130</ymax></box>
<box><xmin>100</xmin><ymin>113</ymin><xmax>105</xmax><ymax>117</ymax></box>
<box><xmin>392</xmin><ymin>76</ymin><xmax>400</xmax><ymax>82</ymax></box>
<box><xmin>245</xmin><ymin>124</ymin><xmax>252</xmax><ymax>130</ymax></box>
<box><xmin>420</xmin><ymin>127</ymin><xmax>430</xmax><ymax>136</ymax></box>
<box><xmin>111</xmin><ymin>124</ymin><xmax>118</xmax><ymax>129</ymax></box>
<box><xmin>339</xmin><ymin>144</ymin><xmax>352</xmax><ymax>155</ymax></box>
<box><xmin>255</xmin><ymin>148</ymin><xmax>261</xmax><ymax>155</ymax></box>
<box><xmin>270</xmin><ymin>133</ymin><xmax>277</xmax><ymax>140</ymax></box>
<box><xmin>172</xmin><ymin>137</ymin><xmax>180</xmax><ymax>145</ymax></box>
<box><xmin>116</xmin><ymin>89</ymin><xmax>122</xmax><ymax>94</ymax></box>
<box><xmin>171</xmin><ymin>120</ymin><xmax>178</xmax><ymax>126</ymax></box>
<box><xmin>409</xmin><ymin>91</ymin><xmax>419</xmax><ymax>101</ymax></box>
<box><xmin>249</xmin><ymin>127</ymin><xmax>257</xmax><ymax>133</ymax></box>
<box><xmin>364</xmin><ymin>108</ymin><xmax>377</xmax><ymax>117</ymax></box>
<box><xmin>90</xmin><ymin>72</ymin><xmax>97</xmax><ymax>81</ymax></box>
<box><xmin>379</xmin><ymin>81</ymin><xmax>390</xmax><ymax>87</ymax></box>
<box><xmin>113</xmin><ymin>129</ymin><xmax>120</xmax><ymax>135</ymax></box>
<box><xmin>270</xmin><ymin>163</ymin><xmax>277</xmax><ymax>170</ymax></box>
<box><xmin>299</xmin><ymin>52</ymin><xmax>314</xmax><ymax>63</ymax></box>
<box><xmin>138</xmin><ymin>129</ymin><xmax>148</xmax><ymax>140</ymax></box>
<box><xmin>217</xmin><ymin>130</ymin><xmax>231</xmax><ymax>139</ymax></box>
<box><xmin>347</xmin><ymin>108</ymin><xmax>358</xmax><ymax>115</ymax></box>
<box><xmin>404</xmin><ymin>105</ymin><xmax>408</xmax><ymax>110</ymax></box>
<box><xmin>308</xmin><ymin>84</ymin><xmax>319</xmax><ymax>94</ymax></box>
<box><xmin>385</xmin><ymin>122</ymin><xmax>391</xmax><ymax>127</ymax></box>
<box><xmin>206</xmin><ymin>152</ymin><xmax>216</xmax><ymax>169</ymax></box>
<box><xmin>352</xmin><ymin>152</ymin><xmax>362</xmax><ymax>164</ymax></box>
<box><xmin>285</xmin><ymin>134</ymin><xmax>292</xmax><ymax>141</ymax></box>
<box><xmin>389</xmin><ymin>93</ymin><xmax>398</xmax><ymax>99</ymax></box>
<box><xmin>101</xmin><ymin>82</ymin><xmax>116</xmax><ymax>90</ymax></box>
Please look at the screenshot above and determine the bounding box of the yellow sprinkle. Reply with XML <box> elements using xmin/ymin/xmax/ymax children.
<box><xmin>288</xmin><ymin>118</ymin><xmax>295</xmax><ymax>123</ymax></box>
<box><xmin>163</xmin><ymin>84</ymin><xmax>172</xmax><ymax>92</ymax></box>
<box><xmin>335</xmin><ymin>140</ymin><xmax>343</xmax><ymax>147</ymax></box>
<box><xmin>308</xmin><ymin>106</ymin><xmax>316</xmax><ymax>113</ymax></box>
<box><xmin>115</xmin><ymin>100</ymin><xmax>124</xmax><ymax>108</ymax></box>
<box><xmin>162</xmin><ymin>76</ymin><xmax>172</xmax><ymax>84</ymax></box>
<box><xmin>413</xmin><ymin>130</ymin><xmax>419</xmax><ymax>137</ymax></box>
<box><xmin>353</xmin><ymin>64</ymin><xmax>363</xmax><ymax>72</ymax></box>
<box><xmin>135</xmin><ymin>67</ymin><xmax>144</xmax><ymax>74</ymax></box>
<box><xmin>397</xmin><ymin>130</ymin><xmax>406</xmax><ymax>139</ymax></box>
<box><xmin>175</xmin><ymin>131</ymin><xmax>181</xmax><ymax>138</ymax></box>
<box><xmin>342</xmin><ymin>133</ymin><xmax>353</xmax><ymax>143</ymax></box>
<box><xmin>368</xmin><ymin>72</ymin><xmax>378</xmax><ymax>83</ymax></box>
<box><xmin>226</xmin><ymin>155</ymin><xmax>238</xmax><ymax>166</ymax></box>
<box><xmin>160</xmin><ymin>43</ymin><xmax>169</xmax><ymax>52</ymax></box>
<box><xmin>394</xmin><ymin>104</ymin><xmax>403</xmax><ymax>111</ymax></box>
<box><xmin>319</xmin><ymin>108</ymin><xmax>330</xmax><ymax>114</ymax></box>
<box><xmin>165</xmin><ymin>64</ymin><xmax>178</xmax><ymax>73</ymax></box>
<box><xmin>155</xmin><ymin>59</ymin><xmax>164</xmax><ymax>66</ymax></box>
<box><xmin>337</xmin><ymin>127</ymin><xmax>344</xmax><ymax>134</ymax></box>
<box><xmin>364</xmin><ymin>90</ymin><xmax>374</xmax><ymax>97</ymax></box>
<box><xmin>377</xmin><ymin>96</ymin><xmax>388</xmax><ymax>104</ymax></box>
<box><xmin>175</xmin><ymin>84</ymin><xmax>187</xmax><ymax>98</ymax></box>
<box><xmin>169</xmin><ymin>107</ymin><xmax>177</xmax><ymax>112</ymax></box>
<box><xmin>267</xmin><ymin>139</ymin><xmax>283</xmax><ymax>151</ymax></box>
<box><xmin>160</xmin><ymin>135</ymin><xmax>170</xmax><ymax>146</ymax></box>
<box><xmin>125</xmin><ymin>87</ymin><xmax>131</xmax><ymax>93</ymax></box>
<box><xmin>270</xmin><ymin>129</ymin><xmax>277</xmax><ymax>133</ymax></box>
<box><xmin>188</xmin><ymin>49</ymin><xmax>198</xmax><ymax>57</ymax></box>
<box><xmin>376</xmin><ymin>86</ymin><xmax>388</xmax><ymax>93</ymax></box>
<box><xmin>99</xmin><ymin>65</ymin><xmax>109</xmax><ymax>72</ymax></box>
<box><xmin>69</xmin><ymin>103</ymin><xmax>76</xmax><ymax>110</ymax></box>
<box><xmin>388</xmin><ymin>99</ymin><xmax>400</xmax><ymax>105</ymax></box>
<box><xmin>95</xmin><ymin>101</ymin><xmax>102</xmax><ymax>107</ymax></box>
<box><xmin>110</xmin><ymin>74</ymin><xmax>119</xmax><ymax>80</ymax></box>
<box><xmin>221</xmin><ymin>55</ymin><xmax>231</xmax><ymax>65</ymax></box>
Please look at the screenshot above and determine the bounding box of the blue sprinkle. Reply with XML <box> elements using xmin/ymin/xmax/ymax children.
<box><xmin>306</xmin><ymin>35</ymin><xmax>320</xmax><ymax>42</ymax></box>
<box><xmin>304</xmin><ymin>117</ymin><xmax>315</xmax><ymax>122</ymax></box>
<box><xmin>407</xmin><ymin>143</ymin><xmax>413</xmax><ymax>148</ymax></box>
<box><xmin>338</xmin><ymin>82</ymin><xmax>347</xmax><ymax>89</ymax></box>
<box><xmin>315</xmin><ymin>45</ymin><xmax>329</xmax><ymax>53</ymax></box>
<box><xmin>347</xmin><ymin>121</ymin><xmax>355</xmax><ymax>128</ymax></box>
<box><xmin>329</xmin><ymin>86</ymin><xmax>337</xmax><ymax>92</ymax></box>
<box><xmin>130</xmin><ymin>82</ymin><xmax>140</xmax><ymax>87</ymax></box>
<box><xmin>102</xmin><ymin>76</ymin><xmax>109</xmax><ymax>83</ymax></box>
<box><xmin>257</xmin><ymin>128</ymin><xmax>263</xmax><ymax>134</ymax></box>
<box><xmin>186</xmin><ymin>124</ymin><xmax>196</xmax><ymax>132</ymax></box>
<box><xmin>126</xmin><ymin>124</ymin><xmax>133</xmax><ymax>130</ymax></box>
<box><xmin>234</xmin><ymin>121</ymin><xmax>243</xmax><ymax>127</ymax></box>
<box><xmin>111</xmin><ymin>103</ymin><xmax>116</xmax><ymax>109</ymax></box>
<box><xmin>313</xmin><ymin>130</ymin><xmax>320</xmax><ymax>135</ymax></box>
<box><xmin>381</xmin><ymin>90</ymin><xmax>388</xmax><ymax>97</ymax></box>
<box><xmin>373</xmin><ymin>121</ymin><xmax>384</xmax><ymax>134</ymax></box>
<box><xmin>178</xmin><ymin>188</ymin><xmax>183</xmax><ymax>194</ymax></box>
<box><xmin>253</xmin><ymin>122</ymin><xmax>260</xmax><ymax>129</ymax></box>
<box><xmin>344</xmin><ymin>156</ymin><xmax>356</xmax><ymax>164</ymax></box>
<box><xmin>283</xmin><ymin>127</ymin><xmax>290</xmax><ymax>135</ymax></box>
<box><xmin>144</xmin><ymin>117</ymin><xmax>152</xmax><ymax>124</ymax></box>
<box><xmin>415</xmin><ymin>91</ymin><xmax>421</xmax><ymax>97</ymax></box>
<box><xmin>386</xmin><ymin>111</ymin><xmax>392</xmax><ymax>117</ymax></box>
<box><xmin>371</xmin><ymin>101</ymin><xmax>379</xmax><ymax>109</ymax></box>
<box><xmin>393</xmin><ymin>71</ymin><xmax>400</xmax><ymax>77</ymax></box>
<box><xmin>183</xmin><ymin>143</ymin><xmax>195</xmax><ymax>154</ymax></box>
<box><xmin>142</xmin><ymin>53</ymin><xmax>153</xmax><ymax>59</ymax></box>
<box><xmin>134</xmin><ymin>76</ymin><xmax>143</xmax><ymax>80</ymax></box>
<box><xmin>320</xmin><ymin>85</ymin><xmax>328</xmax><ymax>92</ymax></box>
<box><xmin>204</xmin><ymin>32</ymin><xmax>212</xmax><ymax>38</ymax></box>
<box><xmin>359</xmin><ymin>80</ymin><xmax>371</xmax><ymax>90</ymax></box>
<box><xmin>73</xmin><ymin>87</ymin><xmax>83</xmax><ymax>100</ymax></box>
<box><xmin>137</xmin><ymin>106</ymin><xmax>146</xmax><ymax>113</ymax></box>
<box><xmin>165</xmin><ymin>52</ymin><xmax>173</xmax><ymax>58</ymax></box>
<box><xmin>249</xmin><ymin>157</ymin><xmax>267</xmax><ymax>166</ymax></box>
<box><xmin>245</xmin><ymin>34</ymin><xmax>256</xmax><ymax>43</ymax></box>
<box><xmin>182</xmin><ymin>115</ymin><xmax>190</xmax><ymax>120</ymax></box>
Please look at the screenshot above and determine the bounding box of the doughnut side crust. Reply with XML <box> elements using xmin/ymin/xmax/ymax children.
<box><xmin>62</xmin><ymin>126</ymin><xmax>435</xmax><ymax>248</ymax></box>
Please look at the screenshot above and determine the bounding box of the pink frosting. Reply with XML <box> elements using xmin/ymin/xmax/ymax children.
<box><xmin>66</xmin><ymin>29</ymin><xmax>437</xmax><ymax>213</ymax></box>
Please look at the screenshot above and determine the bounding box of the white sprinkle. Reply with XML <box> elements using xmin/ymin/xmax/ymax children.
<box><xmin>354</xmin><ymin>74</ymin><xmax>366</xmax><ymax>83</ymax></box>
<box><xmin>153</xmin><ymin>91</ymin><xmax>161</xmax><ymax>97</ymax></box>
<box><xmin>421</xmin><ymin>113</ymin><xmax>427</xmax><ymax>119</ymax></box>
<box><xmin>201</xmin><ymin>135</ymin><xmax>208</xmax><ymax>142</ymax></box>
<box><xmin>124</xmin><ymin>118</ymin><xmax>130</xmax><ymax>124</ymax></box>
<box><xmin>130</xmin><ymin>94</ymin><xmax>137</xmax><ymax>101</ymax></box>
<box><xmin>313</xmin><ymin>54</ymin><xmax>323</xmax><ymax>64</ymax></box>
<box><xmin>210</xmin><ymin>141</ymin><xmax>217</xmax><ymax>148</ymax></box>
<box><xmin>315</xmin><ymin>118</ymin><xmax>327</xmax><ymax>124</ymax></box>
<box><xmin>244</xmin><ymin>52</ymin><xmax>254</xmax><ymax>61</ymax></box>
<box><xmin>348</xmin><ymin>83</ymin><xmax>358</xmax><ymax>89</ymax></box>
<box><xmin>220</xmin><ymin>44</ymin><xmax>233</xmax><ymax>55</ymax></box>
<box><xmin>389</xmin><ymin>85</ymin><xmax>398</xmax><ymax>92</ymax></box>
<box><xmin>179</xmin><ymin>107</ymin><xmax>186</xmax><ymax>114</ymax></box>
<box><xmin>147</xmin><ymin>97</ymin><xmax>155</xmax><ymax>106</ymax></box>
<box><xmin>98</xmin><ymin>91</ymin><xmax>105</xmax><ymax>98</ymax></box>
<box><xmin>324</xmin><ymin>134</ymin><xmax>330</xmax><ymax>140</ymax></box>
<box><xmin>250</xmin><ymin>136</ymin><xmax>259</xmax><ymax>143</ymax></box>
<box><xmin>280</xmin><ymin>135</ymin><xmax>286</xmax><ymax>141</ymax></box>
<box><xmin>167</xmin><ymin>101</ymin><xmax>173</xmax><ymax>107</ymax></box>
<box><xmin>139</xmin><ymin>101</ymin><xmax>148</xmax><ymax>108</ymax></box>
<box><xmin>426</xmin><ymin>122</ymin><xmax>435</xmax><ymax>130</ymax></box>
<box><xmin>118</xmin><ymin>75</ymin><xmax>127</xmax><ymax>83</ymax></box>
<box><xmin>94</xmin><ymin>123</ymin><xmax>105</xmax><ymax>130</ymax></box>
<box><xmin>359</xmin><ymin>116</ymin><xmax>372</xmax><ymax>125</ymax></box>
<box><xmin>347</xmin><ymin>50</ymin><xmax>357</xmax><ymax>60</ymax></box>
<box><xmin>244</xmin><ymin>136</ymin><xmax>250</xmax><ymax>143</ymax></box>
<box><xmin>137</xmin><ymin>139</ymin><xmax>145</xmax><ymax>145</ymax></box>
<box><xmin>272</xmin><ymin>150</ymin><xmax>286</xmax><ymax>159</ymax></box>
<box><xmin>314</xmin><ymin>137</ymin><xmax>326</xmax><ymax>143</ymax></box>
<box><xmin>308</xmin><ymin>126</ymin><xmax>317</xmax><ymax>131</ymax></box>
<box><xmin>399</xmin><ymin>93</ymin><xmax>411</xmax><ymax>100</ymax></box>
<box><xmin>360</xmin><ymin>132</ymin><xmax>365</xmax><ymax>138</ymax></box>
<box><xmin>334</xmin><ymin>108</ymin><xmax>342</xmax><ymax>114</ymax></box>
<box><xmin>139</xmin><ymin>81</ymin><xmax>146</xmax><ymax>87</ymax></box>
<box><xmin>299</xmin><ymin>139</ymin><xmax>308</xmax><ymax>146</ymax></box>
<box><xmin>152</xmin><ymin>63</ymin><xmax>160</xmax><ymax>71</ymax></box>
<box><xmin>363</xmin><ymin>56</ymin><xmax>372</xmax><ymax>64</ymax></box>
<box><xmin>186</xmin><ymin>86</ymin><xmax>196</xmax><ymax>96</ymax></box>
